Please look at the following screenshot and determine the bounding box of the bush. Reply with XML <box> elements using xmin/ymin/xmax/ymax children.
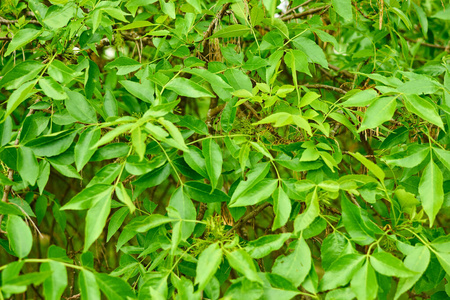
<box><xmin>1</xmin><ymin>0</ymin><xmax>450</xmax><ymax>299</ymax></box>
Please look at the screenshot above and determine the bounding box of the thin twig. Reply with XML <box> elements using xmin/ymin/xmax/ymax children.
<box><xmin>281</xmin><ymin>0</ymin><xmax>315</xmax><ymax>17</ymax></box>
<box><xmin>281</xmin><ymin>5</ymin><xmax>330</xmax><ymax>21</ymax></box>
<box><xmin>226</xmin><ymin>202</ymin><xmax>271</xmax><ymax>235</ymax></box>
<box><xmin>304</xmin><ymin>84</ymin><xmax>347</xmax><ymax>94</ymax></box>
<box><xmin>0</xmin><ymin>18</ymin><xmax>40</xmax><ymax>25</ymax></box>
<box><xmin>201</xmin><ymin>3</ymin><xmax>232</xmax><ymax>50</ymax></box>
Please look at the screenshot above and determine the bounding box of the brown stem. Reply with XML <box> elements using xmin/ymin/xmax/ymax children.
<box><xmin>226</xmin><ymin>202</ymin><xmax>271</xmax><ymax>235</ymax></box>
<box><xmin>304</xmin><ymin>83</ymin><xmax>347</xmax><ymax>94</ymax></box>
<box><xmin>281</xmin><ymin>5</ymin><xmax>330</xmax><ymax>21</ymax></box>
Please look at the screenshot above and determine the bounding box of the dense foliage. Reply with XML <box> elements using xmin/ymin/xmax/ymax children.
<box><xmin>1</xmin><ymin>0</ymin><xmax>450</xmax><ymax>299</ymax></box>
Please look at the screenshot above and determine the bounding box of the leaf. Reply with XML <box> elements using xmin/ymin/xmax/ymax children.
<box><xmin>75</xmin><ymin>128</ymin><xmax>101</xmax><ymax>171</ymax></box>
<box><xmin>195</xmin><ymin>243</ymin><xmax>222</xmax><ymax>290</ymax></box>
<box><xmin>359</xmin><ymin>96</ymin><xmax>397</xmax><ymax>131</ymax></box>
<box><xmin>332</xmin><ymin>0</ymin><xmax>353</xmax><ymax>21</ymax></box>
<box><xmin>226</xmin><ymin>249</ymin><xmax>262</xmax><ymax>283</ymax></box>
<box><xmin>39</xmin><ymin>77</ymin><xmax>67</xmax><ymax>100</ymax></box>
<box><xmin>125</xmin><ymin>214</ymin><xmax>172</xmax><ymax>233</ymax></box>
<box><xmin>321</xmin><ymin>232</ymin><xmax>352</xmax><ymax>270</ymax></box>
<box><xmin>107</xmin><ymin>207</ymin><xmax>129</xmax><ymax>242</ymax></box>
<box><xmin>0</xmin><ymin>202</ymin><xmax>25</xmax><ymax>216</ymax></box>
<box><xmin>272</xmin><ymin>187</ymin><xmax>292</xmax><ymax>230</ymax></box>
<box><xmin>435</xmin><ymin>251</ymin><xmax>450</xmax><ymax>275</ymax></box>
<box><xmin>79</xmin><ymin>270</ymin><xmax>101</xmax><ymax>300</ymax></box>
<box><xmin>294</xmin><ymin>188</ymin><xmax>320</xmax><ymax>233</ymax></box>
<box><xmin>94</xmin><ymin>123</ymin><xmax>135</xmax><ymax>148</ymax></box>
<box><xmin>245</xmin><ymin>233</ymin><xmax>291</xmax><ymax>259</ymax></box>
<box><xmin>159</xmin><ymin>119</ymin><xmax>188</xmax><ymax>152</ymax></box>
<box><xmin>105</xmin><ymin>57</ymin><xmax>141</xmax><ymax>75</ymax></box>
<box><xmin>184</xmin><ymin>146</ymin><xmax>208</xmax><ymax>178</ymax></box>
<box><xmin>230</xmin><ymin>162</ymin><xmax>270</xmax><ymax>203</ymax></box>
<box><xmin>50</xmin><ymin>162</ymin><xmax>82</xmax><ymax>180</ymax></box>
<box><xmin>384</xmin><ymin>147</ymin><xmax>429</xmax><ymax>168</ymax></box>
<box><xmin>293</xmin><ymin>37</ymin><xmax>328</xmax><ymax>69</ymax></box>
<box><xmin>319</xmin><ymin>254</ymin><xmax>365</xmax><ymax>291</ymax></box>
<box><xmin>403</xmin><ymin>94</ymin><xmax>443</xmax><ymax>128</ymax></box>
<box><xmin>66</xmin><ymin>91</ymin><xmax>97</xmax><ymax>123</ymax></box>
<box><xmin>284</xmin><ymin>50</ymin><xmax>311</xmax><ymax>76</ymax></box>
<box><xmin>177</xmin><ymin>115</ymin><xmax>209</xmax><ymax>135</ymax></box>
<box><xmin>5</xmin><ymin>28</ymin><xmax>42</xmax><ymax>56</ymax></box>
<box><xmin>394</xmin><ymin>245</ymin><xmax>430</xmax><ymax>299</ymax></box>
<box><xmin>433</xmin><ymin>148</ymin><xmax>450</xmax><ymax>172</ymax></box>
<box><xmin>4</xmin><ymin>80</ymin><xmax>37</xmax><ymax>121</ymax></box>
<box><xmin>370</xmin><ymin>252</ymin><xmax>417</xmax><ymax>277</ymax></box>
<box><xmin>184</xmin><ymin>182</ymin><xmax>230</xmax><ymax>203</ymax></box>
<box><xmin>349</xmin><ymin>152</ymin><xmax>385</xmax><ymax>182</ymax></box>
<box><xmin>167</xmin><ymin>187</ymin><xmax>196</xmax><ymax>239</ymax></box>
<box><xmin>203</xmin><ymin>139</ymin><xmax>222</xmax><ymax>190</ymax></box>
<box><xmin>229</xmin><ymin>179</ymin><xmax>278</xmax><ymax>207</ymax></box>
<box><xmin>341</xmin><ymin>195</ymin><xmax>377</xmax><ymax>245</ymax></box>
<box><xmin>95</xmin><ymin>273</ymin><xmax>135</xmax><ymax>300</ymax></box>
<box><xmin>7</xmin><ymin>215</ymin><xmax>33</xmax><ymax>258</ymax></box>
<box><xmin>41</xmin><ymin>261</ymin><xmax>67</xmax><ymax>300</ymax></box>
<box><xmin>165</xmin><ymin>78</ymin><xmax>214</xmax><ymax>98</ymax></box>
<box><xmin>419</xmin><ymin>159</ymin><xmax>444</xmax><ymax>227</ymax></box>
<box><xmin>84</xmin><ymin>195</ymin><xmax>111</xmax><ymax>252</ymax></box>
<box><xmin>61</xmin><ymin>184</ymin><xmax>113</xmax><ymax>210</ymax></box>
<box><xmin>17</xmin><ymin>146</ymin><xmax>39</xmax><ymax>186</ymax></box>
<box><xmin>120</xmin><ymin>80</ymin><xmax>154</xmax><ymax>103</ymax></box>
<box><xmin>25</xmin><ymin>129</ymin><xmax>77</xmax><ymax>157</ymax></box>
<box><xmin>209</xmin><ymin>24</ymin><xmax>250</xmax><ymax>39</ymax></box>
<box><xmin>115</xmin><ymin>183</ymin><xmax>136</xmax><ymax>213</ymax></box>
<box><xmin>0</xmin><ymin>61</ymin><xmax>44</xmax><ymax>90</ymax></box>
<box><xmin>341</xmin><ymin>89</ymin><xmax>378</xmax><ymax>107</ymax></box>
<box><xmin>350</xmin><ymin>260</ymin><xmax>377</xmax><ymax>300</ymax></box>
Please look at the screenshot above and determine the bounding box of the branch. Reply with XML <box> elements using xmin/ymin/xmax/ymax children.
<box><xmin>304</xmin><ymin>83</ymin><xmax>347</xmax><ymax>94</ymax></box>
<box><xmin>280</xmin><ymin>0</ymin><xmax>315</xmax><ymax>18</ymax></box>
<box><xmin>0</xmin><ymin>18</ymin><xmax>40</xmax><ymax>25</ymax></box>
<box><xmin>226</xmin><ymin>202</ymin><xmax>271</xmax><ymax>235</ymax></box>
<box><xmin>403</xmin><ymin>36</ymin><xmax>449</xmax><ymax>51</ymax></box>
<box><xmin>0</xmin><ymin>37</ymin><xmax>12</xmax><ymax>41</ymax></box>
<box><xmin>201</xmin><ymin>3</ymin><xmax>231</xmax><ymax>57</ymax></box>
<box><xmin>281</xmin><ymin>5</ymin><xmax>330</xmax><ymax>21</ymax></box>
<box><xmin>328</xmin><ymin>64</ymin><xmax>355</xmax><ymax>80</ymax></box>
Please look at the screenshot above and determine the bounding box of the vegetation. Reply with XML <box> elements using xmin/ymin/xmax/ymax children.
<box><xmin>1</xmin><ymin>0</ymin><xmax>450</xmax><ymax>299</ymax></box>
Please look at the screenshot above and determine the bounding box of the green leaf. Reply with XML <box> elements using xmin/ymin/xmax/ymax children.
<box><xmin>384</xmin><ymin>146</ymin><xmax>429</xmax><ymax>168</ymax></box>
<box><xmin>0</xmin><ymin>202</ymin><xmax>25</xmax><ymax>216</ymax></box>
<box><xmin>184</xmin><ymin>182</ymin><xmax>230</xmax><ymax>203</ymax></box>
<box><xmin>105</xmin><ymin>57</ymin><xmax>141</xmax><ymax>75</ymax></box>
<box><xmin>195</xmin><ymin>243</ymin><xmax>222</xmax><ymax>290</ymax></box>
<box><xmin>25</xmin><ymin>130</ymin><xmax>77</xmax><ymax>156</ymax></box>
<box><xmin>120</xmin><ymin>80</ymin><xmax>154</xmax><ymax>103</ymax></box>
<box><xmin>434</xmin><ymin>251</ymin><xmax>450</xmax><ymax>275</ymax></box>
<box><xmin>61</xmin><ymin>184</ymin><xmax>113</xmax><ymax>210</ymax></box>
<box><xmin>293</xmin><ymin>37</ymin><xmax>328</xmax><ymax>69</ymax></box>
<box><xmin>229</xmin><ymin>178</ymin><xmax>278</xmax><ymax>207</ymax></box>
<box><xmin>321</xmin><ymin>232</ymin><xmax>352</xmax><ymax>270</ymax></box>
<box><xmin>125</xmin><ymin>214</ymin><xmax>172</xmax><ymax>233</ymax></box>
<box><xmin>159</xmin><ymin>119</ymin><xmax>188</xmax><ymax>152</ymax></box>
<box><xmin>165</xmin><ymin>78</ymin><xmax>214</xmax><ymax>98</ymax></box>
<box><xmin>209</xmin><ymin>24</ymin><xmax>250</xmax><ymax>39</ymax></box>
<box><xmin>226</xmin><ymin>249</ymin><xmax>262</xmax><ymax>283</ymax></box>
<box><xmin>7</xmin><ymin>215</ymin><xmax>33</xmax><ymax>258</ymax></box>
<box><xmin>332</xmin><ymin>0</ymin><xmax>353</xmax><ymax>21</ymax></box>
<box><xmin>203</xmin><ymin>139</ymin><xmax>222</xmax><ymax>190</ymax></box>
<box><xmin>359</xmin><ymin>97</ymin><xmax>397</xmax><ymax>131</ymax></box>
<box><xmin>394</xmin><ymin>245</ymin><xmax>430</xmax><ymax>299</ymax></box>
<box><xmin>41</xmin><ymin>261</ymin><xmax>67</xmax><ymax>300</ymax></box>
<box><xmin>284</xmin><ymin>50</ymin><xmax>311</xmax><ymax>76</ymax></box>
<box><xmin>167</xmin><ymin>187</ymin><xmax>196</xmax><ymax>239</ymax></box>
<box><xmin>94</xmin><ymin>123</ymin><xmax>135</xmax><ymax>148</ymax></box>
<box><xmin>79</xmin><ymin>270</ymin><xmax>101</xmax><ymax>300</ymax></box>
<box><xmin>419</xmin><ymin>159</ymin><xmax>444</xmax><ymax>227</ymax></box>
<box><xmin>349</xmin><ymin>152</ymin><xmax>385</xmax><ymax>182</ymax></box>
<box><xmin>245</xmin><ymin>233</ymin><xmax>291</xmax><ymax>259</ymax></box>
<box><xmin>341</xmin><ymin>195</ymin><xmax>376</xmax><ymax>245</ymax></box>
<box><xmin>50</xmin><ymin>162</ymin><xmax>82</xmax><ymax>180</ymax></box>
<box><xmin>5</xmin><ymin>28</ymin><xmax>42</xmax><ymax>56</ymax></box>
<box><xmin>0</xmin><ymin>61</ymin><xmax>44</xmax><ymax>90</ymax></box>
<box><xmin>39</xmin><ymin>77</ymin><xmax>67</xmax><ymax>100</ymax></box>
<box><xmin>131</xmin><ymin>127</ymin><xmax>146</xmax><ymax>161</ymax></box>
<box><xmin>403</xmin><ymin>94</ymin><xmax>443</xmax><ymax>129</ymax></box>
<box><xmin>75</xmin><ymin>128</ymin><xmax>101</xmax><ymax>171</ymax></box>
<box><xmin>95</xmin><ymin>273</ymin><xmax>135</xmax><ymax>300</ymax></box>
<box><xmin>319</xmin><ymin>254</ymin><xmax>365</xmax><ymax>291</ymax></box>
<box><xmin>294</xmin><ymin>188</ymin><xmax>320</xmax><ymax>233</ymax></box>
<box><xmin>434</xmin><ymin>148</ymin><xmax>450</xmax><ymax>172</ymax></box>
<box><xmin>4</xmin><ymin>80</ymin><xmax>37</xmax><ymax>121</ymax></box>
<box><xmin>84</xmin><ymin>195</ymin><xmax>111</xmax><ymax>252</ymax></box>
<box><xmin>272</xmin><ymin>187</ymin><xmax>292</xmax><ymax>230</ymax></box>
<box><xmin>17</xmin><ymin>146</ymin><xmax>39</xmax><ymax>186</ymax></box>
<box><xmin>184</xmin><ymin>146</ymin><xmax>208</xmax><ymax>178</ymax></box>
<box><xmin>48</xmin><ymin>60</ymin><xmax>81</xmax><ymax>84</ymax></box>
<box><xmin>66</xmin><ymin>91</ymin><xmax>97</xmax><ymax>123</ymax></box>
<box><xmin>370</xmin><ymin>252</ymin><xmax>417</xmax><ymax>277</ymax></box>
<box><xmin>272</xmin><ymin>238</ymin><xmax>311</xmax><ymax>287</ymax></box>
<box><xmin>177</xmin><ymin>115</ymin><xmax>209</xmax><ymax>135</ymax></box>
<box><xmin>341</xmin><ymin>89</ymin><xmax>378</xmax><ymax>107</ymax></box>
<box><xmin>115</xmin><ymin>183</ymin><xmax>136</xmax><ymax>213</ymax></box>
<box><xmin>107</xmin><ymin>207</ymin><xmax>129</xmax><ymax>242</ymax></box>
<box><xmin>350</xmin><ymin>260</ymin><xmax>377</xmax><ymax>300</ymax></box>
